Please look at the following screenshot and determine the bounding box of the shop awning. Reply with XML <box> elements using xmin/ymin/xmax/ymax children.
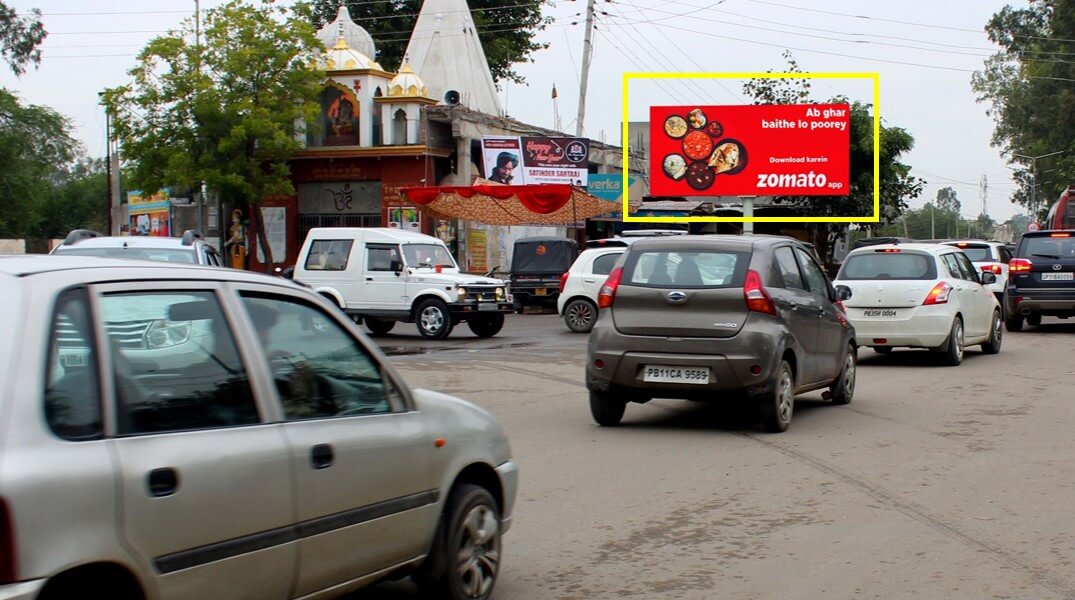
<box><xmin>399</xmin><ymin>179</ymin><xmax>619</xmax><ymax>226</ymax></box>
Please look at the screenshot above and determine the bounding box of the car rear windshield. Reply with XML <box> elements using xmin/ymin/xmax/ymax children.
<box><xmin>950</xmin><ymin>245</ymin><xmax>991</xmax><ymax>261</ymax></box>
<box><xmin>622</xmin><ymin>250</ymin><xmax>749</xmax><ymax>288</ymax></box>
<box><xmin>839</xmin><ymin>252</ymin><xmax>937</xmax><ymax>280</ymax></box>
<box><xmin>56</xmin><ymin>247</ymin><xmax>197</xmax><ymax>263</ymax></box>
<box><xmin>1020</xmin><ymin>236</ymin><xmax>1075</xmax><ymax>259</ymax></box>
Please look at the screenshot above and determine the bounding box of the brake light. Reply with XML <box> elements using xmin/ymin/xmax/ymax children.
<box><xmin>0</xmin><ymin>498</ymin><xmax>15</xmax><ymax>584</ymax></box>
<box><xmin>979</xmin><ymin>264</ymin><xmax>1002</xmax><ymax>275</ymax></box>
<box><xmin>922</xmin><ymin>281</ymin><xmax>952</xmax><ymax>305</ymax></box>
<box><xmin>743</xmin><ymin>269</ymin><xmax>776</xmax><ymax>315</ymax></box>
<box><xmin>874</xmin><ymin>248</ymin><xmax>901</xmax><ymax>253</ymax></box>
<box><xmin>1050</xmin><ymin>233</ymin><xmax>1071</xmax><ymax>238</ymax></box>
<box><xmin>597</xmin><ymin>267</ymin><xmax>623</xmax><ymax>308</ymax></box>
<box><xmin>1009</xmin><ymin>258</ymin><xmax>1032</xmax><ymax>273</ymax></box>
<box><xmin>559</xmin><ymin>271</ymin><xmax>569</xmax><ymax>293</ymax></box>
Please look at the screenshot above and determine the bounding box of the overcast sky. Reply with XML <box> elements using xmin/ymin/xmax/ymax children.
<box><xmin>0</xmin><ymin>0</ymin><xmax>1034</xmax><ymax>221</ymax></box>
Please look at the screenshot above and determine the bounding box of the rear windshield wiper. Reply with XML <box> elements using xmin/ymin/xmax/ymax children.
<box><xmin>1031</xmin><ymin>253</ymin><xmax>1061</xmax><ymax>259</ymax></box>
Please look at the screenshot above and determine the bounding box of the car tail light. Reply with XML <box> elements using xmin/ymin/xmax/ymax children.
<box><xmin>980</xmin><ymin>264</ymin><xmax>1002</xmax><ymax>275</ymax></box>
<box><xmin>559</xmin><ymin>271</ymin><xmax>569</xmax><ymax>293</ymax></box>
<box><xmin>1050</xmin><ymin>233</ymin><xmax>1071</xmax><ymax>238</ymax></box>
<box><xmin>743</xmin><ymin>269</ymin><xmax>776</xmax><ymax>315</ymax></box>
<box><xmin>1009</xmin><ymin>258</ymin><xmax>1032</xmax><ymax>273</ymax></box>
<box><xmin>597</xmin><ymin>267</ymin><xmax>623</xmax><ymax>309</ymax></box>
<box><xmin>922</xmin><ymin>281</ymin><xmax>952</xmax><ymax>305</ymax></box>
<box><xmin>0</xmin><ymin>498</ymin><xmax>15</xmax><ymax>584</ymax></box>
<box><xmin>875</xmin><ymin>248</ymin><xmax>901</xmax><ymax>253</ymax></box>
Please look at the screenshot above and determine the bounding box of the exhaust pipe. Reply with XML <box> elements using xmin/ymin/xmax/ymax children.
<box><xmin>1021</xmin><ymin>308</ymin><xmax>1032</xmax><ymax>316</ymax></box>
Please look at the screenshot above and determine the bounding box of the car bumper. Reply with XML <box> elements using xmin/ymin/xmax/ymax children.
<box><xmin>1006</xmin><ymin>289</ymin><xmax>1075</xmax><ymax>315</ymax></box>
<box><xmin>846</xmin><ymin>306</ymin><xmax>953</xmax><ymax>348</ymax></box>
<box><xmin>0</xmin><ymin>580</ymin><xmax>46</xmax><ymax>600</ymax></box>
<box><xmin>495</xmin><ymin>459</ymin><xmax>519</xmax><ymax>535</ymax></box>
<box><xmin>448</xmin><ymin>302</ymin><xmax>513</xmax><ymax>316</ymax></box>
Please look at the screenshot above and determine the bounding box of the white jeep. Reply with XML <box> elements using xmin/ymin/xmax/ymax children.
<box><xmin>294</xmin><ymin>228</ymin><xmax>512</xmax><ymax>339</ymax></box>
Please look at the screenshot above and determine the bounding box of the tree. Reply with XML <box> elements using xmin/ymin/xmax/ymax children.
<box><xmin>0</xmin><ymin>88</ymin><xmax>79</xmax><ymax>237</ymax></box>
<box><xmin>0</xmin><ymin>2</ymin><xmax>46</xmax><ymax>76</ymax></box>
<box><xmin>743</xmin><ymin>52</ymin><xmax>924</xmax><ymax>261</ymax></box>
<box><xmin>105</xmin><ymin>0</ymin><xmax>324</xmax><ymax>270</ymax></box>
<box><xmin>972</xmin><ymin>0</ymin><xmax>1075</xmax><ymax>217</ymax></box>
<box><xmin>935</xmin><ymin>187</ymin><xmax>960</xmax><ymax>215</ymax></box>
<box><xmin>32</xmin><ymin>159</ymin><xmax>109</xmax><ymax>239</ymax></box>
<box><xmin>309</xmin><ymin>0</ymin><xmax>550</xmax><ymax>85</ymax></box>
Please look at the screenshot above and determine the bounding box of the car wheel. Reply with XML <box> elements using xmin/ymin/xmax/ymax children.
<box><xmin>417</xmin><ymin>299</ymin><xmax>453</xmax><ymax>340</ymax></box>
<box><xmin>467</xmin><ymin>314</ymin><xmax>505</xmax><ymax>338</ymax></box>
<box><xmin>1005</xmin><ymin>315</ymin><xmax>1024</xmax><ymax>332</ymax></box>
<box><xmin>760</xmin><ymin>360</ymin><xmax>794</xmax><ymax>433</ymax></box>
<box><xmin>829</xmin><ymin>344</ymin><xmax>856</xmax><ymax>405</ymax></box>
<box><xmin>1026</xmin><ymin>313</ymin><xmax>1042</xmax><ymax>327</ymax></box>
<box><xmin>873</xmin><ymin>346</ymin><xmax>893</xmax><ymax>354</ymax></box>
<box><xmin>563</xmin><ymin>299</ymin><xmax>597</xmax><ymax>333</ymax></box>
<box><xmin>589</xmin><ymin>390</ymin><xmax>626</xmax><ymax>426</ymax></box>
<box><xmin>364</xmin><ymin>317</ymin><xmax>396</xmax><ymax>336</ymax></box>
<box><xmin>939</xmin><ymin>316</ymin><xmax>964</xmax><ymax>366</ymax></box>
<box><xmin>981</xmin><ymin>310</ymin><xmax>1003</xmax><ymax>355</ymax></box>
<box><xmin>417</xmin><ymin>484</ymin><xmax>501</xmax><ymax>600</ymax></box>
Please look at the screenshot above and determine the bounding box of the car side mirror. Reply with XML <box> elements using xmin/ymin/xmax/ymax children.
<box><xmin>834</xmin><ymin>285</ymin><xmax>853</xmax><ymax>301</ymax></box>
<box><xmin>390</xmin><ymin>259</ymin><xmax>403</xmax><ymax>275</ymax></box>
<box><xmin>981</xmin><ymin>272</ymin><xmax>997</xmax><ymax>285</ymax></box>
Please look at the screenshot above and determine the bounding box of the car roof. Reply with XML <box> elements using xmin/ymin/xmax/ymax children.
<box><xmin>941</xmin><ymin>239</ymin><xmax>1003</xmax><ymax>246</ymax></box>
<box><xmin>305</xmin><ymin>227</ymin><xmax>438</xmax><ymax>243</ymax></box>
<box><xmin>0</xmin><ymin>255</ymin><xmax>289</xmax><ymax>289</ymax></box>
<box><xmin>53</xmin><ymin>236</ymin><xmax>202</xmax><ymax>250</ymax></box>
<box><xmin>1020</xmin><ymin>230</ymin><xmax>1075</xmax><ymax>238</ymax></box>
<box><xmin>846</xmin><ymin>242</ymin><xmax>954</xmax><ymax>255</ymax></box>
<box><xmin>628</xmin><ymin>233</ymin><xmax>801</xmax><ymax>251</ymax></box>
<box><xmin>516</xmin><ymin>236</ymin><xmax>577</xmax><ymax>244</ymax></box>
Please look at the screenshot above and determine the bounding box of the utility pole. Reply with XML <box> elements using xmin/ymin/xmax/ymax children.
<box><xmin>902</xmin><ymin>213</ymin><xmax>909</xmax><ymax>238</ymax></box>
<box><xmin>100</xmin><ymin>93</ymin><xmax>113</xmax><ymax>235</ymax></box>
<box><xmin>194</xmin><ymin>0</ymin><xmax>206</xmax><ymax>236</ymax></box>
<box><xmin>575</xmin><ymin>0</ymin><xmax>596</xmax><ymax>137</ymax></box>
<box><xmin>930</xmin><ymin>204</ymin><xmax>935</xmax><ymax>239</ymax></box>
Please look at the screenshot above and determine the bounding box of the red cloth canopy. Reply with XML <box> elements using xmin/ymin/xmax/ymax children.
<box><xmin>398</xmin><ymin>181</ymin><xmax>618</xmax><ymax>226</ymax></box>
<box><xmin>404</xmin><ymin>184</ymin><xmax>574</xmax><ymax>214</ymax></box>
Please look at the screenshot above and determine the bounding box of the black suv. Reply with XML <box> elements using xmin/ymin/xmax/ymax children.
<box><xmin>1004</xmin><ymin>230</ymin><xmax>1075</xmax><ymax>330</ymax></box>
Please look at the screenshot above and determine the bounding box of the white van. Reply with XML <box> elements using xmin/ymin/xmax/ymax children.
<box><xmin>294</xmin><ymin>228</ymin><xmax>512</xmax><ymax>339</ymax></box>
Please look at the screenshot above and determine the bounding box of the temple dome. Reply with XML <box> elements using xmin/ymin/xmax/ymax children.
<box><xmin>318</xmin><ymin>37</ymin><xmax>382</xmax><ymax>72</ymax></box>
<box><xmin>317</xmin><ymin>5</ymin><xmax>376</xmax><ymax>60</ymax></box>
<box><xmin>387</xmin><ymin>61</ymin><xmax>430</xmax><ymax>98</ymax></box>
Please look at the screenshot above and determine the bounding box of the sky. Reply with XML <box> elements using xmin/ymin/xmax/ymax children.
<box><xmin>0</xmin><ymin>0</ymin><xmax>1037</xmax><ymax>222</ymax></box>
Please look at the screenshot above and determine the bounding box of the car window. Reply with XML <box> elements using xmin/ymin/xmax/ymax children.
<box><xmin>998</xmin><ymin>246</ymin><xmax>1012</xmax><ymax>263</ymax></box>
<box><xmin>951</xmin><ymin>245</ymin><xmax>991</xmax><ymax>261</ymax></box>
<box><xmin>940</xmin><ymin>254</ymin><xmax>962</xmax><ymax>279</ymax></box>
<box><xmin>773</xmin><ymin>246</ymin><xmax>805</xmax><ymax>290</ymax></box>
<box><xmin>794</xmin><ymin>247</ymin><xmax>830</xmax><ymax>296</ymax></box>
<box><xmin>304</xmin><ymin>239</ymin><xmax>353</xmax><ymax>271</ymax></box>
<box><xmin>56</xmin><ymin>247</ymin><xmax>197</xmax><ymax>263</ymax></box>
<box><xmin>44</xmin><ymin>288</ymin><xmax>103</xmax><ymax>441</ymax></box>
<box><xmin>954</xmin><ymin>253</ymin><xmax>980</xmax><ymax>282</ymax></box>
<box><xmin>403</xmin><ymin>243</ymin><xmax>455</xmax><ymax>268</ymax></box>
<box><xmin>591</xmin><ymin>252</ymin><xmax>621</xmax><ymax>276</ymax></box>
<box><xmin>840</xmin><ymin>252</ymin><xmax>937</xmax><ymax>280</ymax></box>
<box><xmin>1021</xmin><ymin>236</ymin><xmax>1075</xmax><ymax>258</ymax></box>
<box><xmin>99</xmin><ymin>291</ymin><xmax>259</xmax><ymax>436</ymax></box>
<box><xmin>241</xmin><ymin>294</ymin><xmax>400</xmax><ymax>420</ymax></box>
<box><xmin>625</xmin><ymin>250</ymin><xmax>747</xmax><ymax>288</ymax></box>
<box><xmin>367</xmin><ymin>244</ymin><xmax>401</xmax><ymax>272</ymax></box>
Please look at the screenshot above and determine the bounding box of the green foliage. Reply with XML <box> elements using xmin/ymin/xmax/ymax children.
<box><xmin>0</xmin><ymin>89</ymin><xmax>79</xmax><ymax>237</ymax></box>
<box><xmin>972</xmin><ymin>0</ymin><xmax>1075</xmax><ymax>216</ymax></box>
<box><xmin>876</xmin><ymin>203</ymin><xmax>998</xmax><ymax>241</ymax></box>
<box><xmin>742</xmin><ymin>52</ymin><xmax>924</xmax><ymax>259</ymax></box>
<box><xmin>309</xmin><ymin>0</ymin><xmax>550</xmax><ymax>85</ymax></box>
<box><xmin>33</xmin><ymin>159</ymin><xmax>109</xmax><ymax>239</ymax></box>
<box><xmin>0</xmin><ymin>1</ymin><xmax>46</xmax><ymax>76</ymax></box>
<box><xmin>935</xmin><ymin>186</ymin><xmax>960</xmax><ymax>215</ymax></box>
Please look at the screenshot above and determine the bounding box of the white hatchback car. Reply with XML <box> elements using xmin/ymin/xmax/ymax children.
<box><xmin>557</xmin><ymin>245</ymin><xmax>628</xmax><ymax>332</ymax></box>
<box><xmin>941</xmin><ymin>240</ymin><xmax>1012</xmax><ymax>308</ymax></box>
<box><xmin>0</xmin><ymin>255</ymin><xmax>517</xmax><ymax>600</ymax></box>
<box><xmin>833</xmin><ymin>243</ymin><xmax>1003</xmax><ymax>365</ymax></box>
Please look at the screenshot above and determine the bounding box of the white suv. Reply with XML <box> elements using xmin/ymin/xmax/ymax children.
<box><xmin>834</xmin><ymin>243</ymin><xmax>1003</xmax><ymax>365</ymax></box>
<box><xmin>941</xmin><ymin>240</ymin><xmax>1011</xmax><ymax>308</ymax></box>
<box><xmin>294</xmin><ymin>228</ymin><xmax>512</xmax><ymax>339</ymax></box>
<box><xmin>557</xmin><ymin>246</ymin><xmax>628</xmax><ymax>332</ymax></box>
<box><xmin>0</xmin><ymin>255</ymin><xmax>516</xmax><ymax>600</ymax></box>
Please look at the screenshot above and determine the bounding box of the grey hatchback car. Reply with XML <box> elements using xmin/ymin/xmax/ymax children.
<box><xmin>0</xmin><ymin>255</ymin><xmax>516</xmax><ymax>600</ymax></box>
<box><xmin>586</xmin><ymin>235</ymin><xmax>857</xmax><ymax>432</ymax></box>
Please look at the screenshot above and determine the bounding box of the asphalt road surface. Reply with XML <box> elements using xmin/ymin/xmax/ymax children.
<box><xmin>353</xmin><ymin>314</ymin><xmax>1075</xmax><ymax>599</ymax></box>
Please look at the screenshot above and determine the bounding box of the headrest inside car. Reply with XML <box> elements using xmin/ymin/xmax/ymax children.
<box><xmin>168</xmin><ymin>300</ymin><xmax>215</xmax><ymax>321</ymax></box>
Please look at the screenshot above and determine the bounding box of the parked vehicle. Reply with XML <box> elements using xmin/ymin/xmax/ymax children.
<box><xmin>294</xmin><ymin>228</ymin><xmax>511</xmax><ymax>339</ymax></box>
<box><xmin>1004</xmin><ymin>230</ymin><xmax>1075</xmax><ymax>330</ymax></box>
<box><xmin>509</xmin><ymin>237</ymin><xmax>578</xmax><ymax>312</ymax></box>
<box><xmin>586</xmin><ymin>235</ymin><xmax>856</xmax><ymax>433</ymax></box>
<box><xmin>834</xmin><ymin>243</ymin><xmax>1002</xmax><ymax>364</ymax></box>
<box><xmin>50</xmin><ymin>229</ymin><xmax>225</xmax><ymax>266</ymax></box>
<box><xmin>1044</xmin><ymin>186</ymin><xmax>1075</xmax><ymax>230</ymax></box>
<box><xmin>558</xmin><ymin>246</ymin><xmax>628</xmax><ymax>332</ymax></box>
<box><xmin>0</xmin><ymin>255</ymin><xmax>517</xmax><ymax>600</ymax></box>
<box><xmin>851</xmin><ymin>236</ymin><xmax>913</xmax><ymax>250</ymax></box>
<box><xmin>941</xmin><ymin>240</ymin><xmax>1012</xmax><ymax>308</ymax></box>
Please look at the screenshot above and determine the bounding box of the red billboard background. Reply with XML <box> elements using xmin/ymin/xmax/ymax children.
<box><xmin>649</xmin><ymin>103</ymin><xmax>850</xmax><ymax>197</ymax></box>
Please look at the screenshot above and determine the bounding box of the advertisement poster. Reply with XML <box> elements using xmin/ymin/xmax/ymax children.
<box><xmin>389</xmin><ymin>207</ymin><xmax>421</xmax><ymax>230</ymax></box>
<box><xmin>127</xmin><ymin>190</ymin><xmax>171</xmax><ymax>237</ymax></box>
<box><xmin>480</xmin><ymin>136</ymin><xmax>590</xmax><ymax>186</ymax></box>
<box><xmin>649</xmin><ymin>103</ymin><xmax>850</xmax><ymax>197</ymax></box>
<box><xmin>466</xmin><ymin>229</ymin><xmax>488</xmax><ymax>272</ymax></box>
<box><xmin>256</xmin><ymin>207</ymin><xmax>287</xmax><ymax>263</ymax></box>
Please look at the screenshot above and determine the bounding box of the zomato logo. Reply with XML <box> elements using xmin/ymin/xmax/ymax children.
<box><xmin>756</xmin><ymin>171</ymin><xmax>839</xmax><ymax>190</ymax></box>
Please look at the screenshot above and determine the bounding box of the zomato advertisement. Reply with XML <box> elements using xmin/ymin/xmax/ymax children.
<box><xmin>649</xmin><ymin>103</ymin><xmax>850</xmax><ymax>197</ymax></box>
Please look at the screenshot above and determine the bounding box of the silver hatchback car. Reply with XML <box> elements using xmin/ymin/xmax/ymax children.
<box><xmin>0</xmin><ymin>255</ymin><xmax>516</xmax><ymax>600</ymax></box>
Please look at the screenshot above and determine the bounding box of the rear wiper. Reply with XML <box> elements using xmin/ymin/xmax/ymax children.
<box><xmin>1031</xmin><ymin>253</ymin><xmax>1060</xmax><ymax>259</ymax></box>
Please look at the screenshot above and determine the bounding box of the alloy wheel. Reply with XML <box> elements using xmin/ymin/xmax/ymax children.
<box><xmin>421</xmin><ymin>306</ymin><xmax>445</xmax><ymax>334</ymax></box>
<box><xmin>455</xmin><ymin>504</ymin><xmax>500</xmax><ymax>598</ymax></box>
<box><xmin>567</xmin><ymin>302</ymin><xmax>594</xmax><ymax>330</ymax></box>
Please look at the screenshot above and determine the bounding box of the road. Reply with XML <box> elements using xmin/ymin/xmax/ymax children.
<box><xmin>355</xmin><ymin>314</ymin><xmax>1075</xmax><ymax>599</ymax></box>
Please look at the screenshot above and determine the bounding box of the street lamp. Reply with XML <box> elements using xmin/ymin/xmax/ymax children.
<box><xmin>98</xmin><ymin>91</ymin><xmax>113</xmax><ymax>235</ymax></box>
<box><xmin>1011</xmin><ymin>150</ymin><xmax>1064</xmax><ymax>216</ymax></box>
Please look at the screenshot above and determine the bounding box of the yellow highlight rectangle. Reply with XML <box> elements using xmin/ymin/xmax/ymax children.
<box><xmin>621</xmin><ymin>72</ymin><xmax>881</xmax><ymax>223</ymax></box>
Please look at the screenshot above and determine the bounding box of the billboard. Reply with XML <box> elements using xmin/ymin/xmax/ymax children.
<box><xmin>481</xmin><ymin>136</ymin><xmax>590</xmax><ymax>186</ymax></box>
<box><xmin>649</xmin><ymin>103</ymin><xmax>850</xmax><ymax>197</ymax></box>
<box><xmin>127</xmin><ymin>190</ymin><xmax>171</xmax><ymax>237</ymax></box>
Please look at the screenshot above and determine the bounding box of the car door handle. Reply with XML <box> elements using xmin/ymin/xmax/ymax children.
<box><xmin>147</xmin><ymin>467</ymin><xmax>179</xmax><ymax>497</ymax></box>
<box><xmin>365</xmin><ymin>277</ymin><xmax>374</xmax><ymax>281</ymax></box>
<box><xmin>583</xmin><ymin>278</ymin><xmax>596</xmax><ymax>283</ymax></box>
<box><xmin>310</xmin><ymin>444</ymin><xmax>335</xmax><ymax>470</ymax></box>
